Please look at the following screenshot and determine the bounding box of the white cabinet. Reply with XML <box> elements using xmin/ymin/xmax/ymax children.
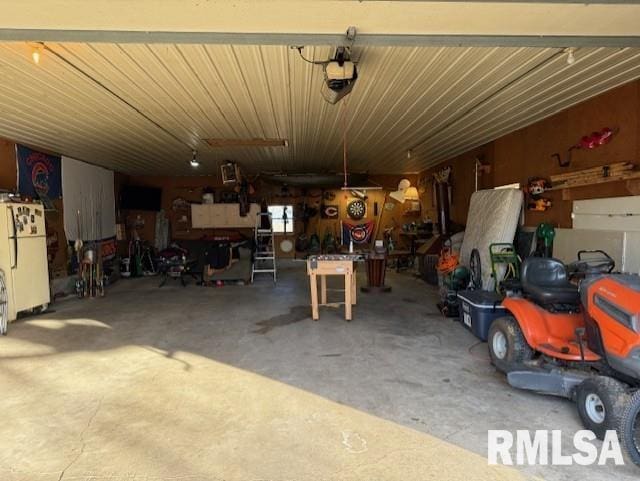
<box><xmin>573</xmin><ymin>195</ymin><xmax>640</xmax><ymax>231</ymax></box>
<box><xmin>191</xmin><ymin>204</ymin><xmax>210</xmax><ymax>228</ymax></box>
<box><xmin>191</xmin><ymin>203</ymin><xmax>260</xmax><ymax>228</ymax></box>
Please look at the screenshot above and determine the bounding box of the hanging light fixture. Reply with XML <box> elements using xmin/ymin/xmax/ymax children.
<box><xmin>31</xmin><ymin>43</ymin><xmax>43</xmax><ymax>65</ymax></box>
<box><xmin>565</xmin><ymin>47</ymin><xmax>576</xmax><ymax>65</ymax></box>
<box><xmin>190</xmin><ymin>150</ymin><xmax>200</xmax><ymax>168</ymax></box>
<box><xmin>404</xmin><ymin>186</ymin><xmax>420</xmax><ymax>201</ymax></box>
<box><xmin>389</xmin><ymin>179</ymin><xmax>412</xmax><ymax>203</ymax></box>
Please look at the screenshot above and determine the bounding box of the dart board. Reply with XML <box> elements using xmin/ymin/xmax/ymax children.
<box><xmin>346</xmin><ymin>199</ymin><xmax>366</xmax><ymax>220</ymax></box>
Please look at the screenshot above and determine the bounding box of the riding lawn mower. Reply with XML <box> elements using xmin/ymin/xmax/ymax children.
<box><xmin>487</xmin><ymin>250</ymin><xmax>640</xmax><ymax>465</ymax></box>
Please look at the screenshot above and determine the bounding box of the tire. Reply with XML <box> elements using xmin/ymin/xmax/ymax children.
<box><xmin>620</xmin><ymin>389</ymin><xmax>640</xmax><ymax>467</ymax></box>
<box><xmin>575</xmin><ymin>376</ymin><xmax>629</xmax><ymax>441</ymax></box>
<box><xmin>488</xmin><ymin>316</ymin><xmax>533</xmax><ymax>373</ymax></box>
<box><xmin>470</xmin><ymin>248</ymin><xmax>482</xmax><ymax>290</ymax></box>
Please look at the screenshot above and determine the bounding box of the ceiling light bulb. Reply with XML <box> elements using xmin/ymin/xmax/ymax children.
<box><xmin>190</xmin><ymin>150</ymin><xmax>199</xmax><ymax>167</ymax></box>
<box><xmin>407</xmin><ymin>149</ymin><xmax>412</xmax><ymax>159</ymax></box>
<box><xmin>31</xmin><ymin>47</ymin><xmax>41</xmax><ymax>65</ymax></box>
<box><xmin>566</xmin><ymin>48</ymin><xmax>575</xmax><ymax>65</ymax></box>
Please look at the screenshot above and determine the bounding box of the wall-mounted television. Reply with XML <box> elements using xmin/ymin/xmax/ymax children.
<box><xmin>120</xmin><ymin>185</ymin><xmax>162</xmax><ymax>211</ymax></box>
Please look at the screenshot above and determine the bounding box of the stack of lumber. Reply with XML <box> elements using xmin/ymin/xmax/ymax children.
<box><xmin>549</xmin><ymin>162</ymin><xmax>640</xmax><ymax>190</ymax></box>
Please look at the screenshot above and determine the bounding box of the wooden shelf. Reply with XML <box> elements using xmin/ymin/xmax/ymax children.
<box><xmin>549</xmin><ymin>171</ymin><xmax>640</xmax><ymax>193</ymax></box>
<box><xmin>560</xmin><ymin>177</ymin><xmax>640</xmax><ymax>201</ymax></box>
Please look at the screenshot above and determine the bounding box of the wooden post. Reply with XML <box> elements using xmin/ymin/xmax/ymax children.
<box><xmin>310</xmin><ymin>272</ymin><xmax>319</xmax><ymax>320</ymax></box>
<box><xmin>320</xmin><ymin>275</ymin><xmax>327</xmax><ymax>305</ymax></box>
<box><xmin>344</xmin><ymin>269</ymin><xmax>352</xmax><ymax>321</ymax></box>
<box><xmin>351</xmin><ymin>267</ymin><xmax>357</xmax><ymax>305</ymax></box>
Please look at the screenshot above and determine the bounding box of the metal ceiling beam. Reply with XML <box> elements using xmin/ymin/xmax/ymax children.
<box><xmin>365</xmin><ymin>0</ymin><xmax>640</xmax><ymax>3</ymax></box>
<box><xmin>2</xmin><ymin>1</ymin><xmax>640</xmax><ymax>46</ymax></box>
<box><xmin>2</xmin><ymin>30</ymin><xmax>640</xmax><ymax>48</ymax></box>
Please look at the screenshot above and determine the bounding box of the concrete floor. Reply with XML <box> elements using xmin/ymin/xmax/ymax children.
<box><xmin>0</xmin><ymin>261</ymin><xmax>636</xmax><ymax>480</ymax></box>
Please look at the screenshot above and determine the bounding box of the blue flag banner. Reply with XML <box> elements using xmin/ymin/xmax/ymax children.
<box><xmin>17</xmin><ymin>144</ymin><xmax>62</xmax><ymax>199</ymax></box>
<box><xmin>342</xmin><ymin>220</ymin><xmax>375</xmax><ymax>245</ymax></box>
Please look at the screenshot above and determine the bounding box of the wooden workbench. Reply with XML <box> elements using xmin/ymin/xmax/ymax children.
<box><xmin>307</xmin><ymin>255</ymin><xmax>359</xmax><ymax>321</ymax></box>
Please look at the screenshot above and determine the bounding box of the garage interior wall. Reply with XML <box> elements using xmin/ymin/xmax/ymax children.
<box><xmin>0</xmin><ymin>138</ymin><xmax>17</xmax><ymax>191</ymax></box>
<box><xmin>0</xmin><ymin>140</ymin><xmax>68</xmax><ymax>275</ymax></box>
<box><xmin>418</xmin><ymin>79</ymin><xmax>640</xmax><ymax>229</ymax></box>
<box><xmin>117</xmin><ymin>173</ymin><xmax>418</xmax><ymax>257</ymax></box>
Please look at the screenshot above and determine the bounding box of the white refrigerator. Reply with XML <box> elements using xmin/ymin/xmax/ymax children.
<box><xmin>0</xmin><ymin>201</ymin><xmax>50</xmax><ymax>333</ymax></box>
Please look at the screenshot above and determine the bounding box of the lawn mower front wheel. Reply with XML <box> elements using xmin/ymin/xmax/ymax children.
<box><xmin>575</xmin><ymin>376</ymin><xmax>629</xmax><ymax>441</ymax></box>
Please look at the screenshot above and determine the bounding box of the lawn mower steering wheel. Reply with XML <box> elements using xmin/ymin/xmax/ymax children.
<box><xmin>568</xmin><ymin>250</ymin><xmax>615</xmax><ymax>277</ymax></box>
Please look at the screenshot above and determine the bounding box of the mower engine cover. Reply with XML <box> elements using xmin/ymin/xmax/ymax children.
<box><xmin>581</xmin><ymin>274</ymin><xmax>640</xmax><ymax>379</ymax></box>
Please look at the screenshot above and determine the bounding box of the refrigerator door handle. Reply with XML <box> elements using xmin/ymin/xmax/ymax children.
<box><xmin>12</xmin><ymin>234</ymin><xmax>17</xmax><ymax>269</ymax></box>
<box><xmin>8</xmin><ymin>207</ymin><xmax>17</xmax><ymax>269</ymax></box>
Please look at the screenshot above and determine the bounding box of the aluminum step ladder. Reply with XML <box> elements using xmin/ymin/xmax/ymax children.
<box><xmin>251</xmin><ymin>212</ymin><xmax>277</xmax><ymax>283</ymax></box>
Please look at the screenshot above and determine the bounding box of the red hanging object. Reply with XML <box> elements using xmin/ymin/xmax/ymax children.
<box><xmin>553</xmin><ymin>127</ymin><xmax>618</xmax><ymax>167</ymax></box>
<box><xmin>576</xmin><ymin>127</ymin><xmax>617</xmax><ymax>150</ymax></box>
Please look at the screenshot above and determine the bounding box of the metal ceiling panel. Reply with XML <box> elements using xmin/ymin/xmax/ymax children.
<box><xmin>421</xmin><ymin>47</ymin><xmax>640</xmax><ymax>165</ymax></box>
<box><xmin>0</xmin><ymin>42</ymin><xmax>639</xmax><ymax>175</ymax></box>
<box><xmin>0</xmin><ymin>42</ymin><xmax>188</xmax><ymax>174</ymax></box>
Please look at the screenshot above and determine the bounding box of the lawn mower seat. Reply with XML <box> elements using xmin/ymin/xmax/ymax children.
<box><xmin>521</xmin><ymin>257</ymin><xmax>579</xmax><ymax>307</ymax></box>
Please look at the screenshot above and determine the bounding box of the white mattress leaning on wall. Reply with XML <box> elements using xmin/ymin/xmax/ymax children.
<box><xmin>459</xmin><ymin>188</ymin><xmax>524</xmax><ymax>291</ymax></box>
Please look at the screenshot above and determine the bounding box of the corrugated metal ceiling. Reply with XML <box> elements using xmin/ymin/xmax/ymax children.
<box><xmin>0</xmin><ymin>42</ymin><xmax>639</xmax><ymax>175</ymax></box>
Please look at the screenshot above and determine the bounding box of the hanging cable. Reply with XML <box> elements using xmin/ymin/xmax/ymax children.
<box><xmin>293</xmin><ymin>46</ymin><xmax>329</xmax><ymax>65</ymax></box>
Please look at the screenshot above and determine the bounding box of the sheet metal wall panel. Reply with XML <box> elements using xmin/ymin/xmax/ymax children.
<box><xmin>555</xmin><ymin>229</ymin><xmax>626</xmax><ymax>271</ymax></box>
<box><xmin>573</xmin><ymin>195</ymin><xmax>640</xmax><ymax>231</ymax></box>
<box><xmin>573</xmin><ymin>195</ymin><xmax>640</xmax><ymax>216</ymax></box>
<box><xmin>624</xmin><ymin>232</ymin><xmax>640</xmax><ymax>275</ymax></box>
<box><xmin>555</xmin><ymin>228</ymin><xmax>640</xmax><ymax>274</ymax></box>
